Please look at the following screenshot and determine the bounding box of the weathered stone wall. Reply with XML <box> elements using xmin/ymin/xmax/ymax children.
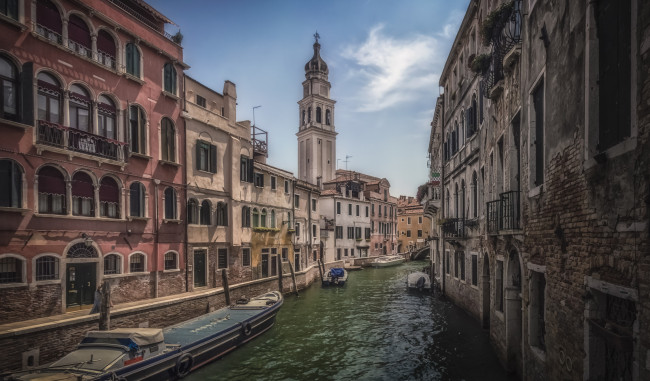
<box><xmin>0</xmin><ymin>284</ymin><xmax>61</xmax><ymax>323</ymax></box>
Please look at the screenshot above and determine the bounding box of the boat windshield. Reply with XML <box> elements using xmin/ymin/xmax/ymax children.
<box><xmin>50</xmin><ymin>347</ymin><xmax>125</xmax><ymax>371</ymax></box>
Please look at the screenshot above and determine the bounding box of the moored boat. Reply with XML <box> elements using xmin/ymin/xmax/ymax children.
<box><xmin>371</xmin><ymin>254</ymin><xmax>406</xmax><ymax>268</ymax></box>
<box><xmin>407</xmin><ymin>271</ymin><xmax>431</xmax><ymax>291</ymax></box>
<box><xmin>322</xmin><ymin>267</ymin><xmax>348</xmax><ymax>286</ymax></box>
<box><xmin>2</xmin><ymin>291</ymin><xmax>283</xmax><ymax>381</ymax></box>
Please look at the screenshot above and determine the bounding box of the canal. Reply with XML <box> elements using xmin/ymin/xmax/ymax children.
<box><xmin>188</xmin><ymin>261</ymin><xmax>511</xmax><ymax>380</ymax></box>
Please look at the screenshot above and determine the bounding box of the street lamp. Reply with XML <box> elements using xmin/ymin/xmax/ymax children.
<box><xmin>81</xmin><ymin>233</ymin><xmax>93</xmax><ymax>247</ymax></box>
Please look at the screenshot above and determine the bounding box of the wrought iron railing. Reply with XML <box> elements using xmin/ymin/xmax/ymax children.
<box><xmin>442</xmin><ymin>218</ymin><xmax>465</xmax><ymax>238</ymax></box>
<box><xmin>97</xmin><ymin>50</ymin><xmax>116</xmax><ymax>69</ymax></box>
<box><xmin>487</xmin><ymin>200</ymin><xmax>500</xmax><ymax>234</ymax></box>
<box><xmin>37</xmin><ymin>120</ymin><xmax>128</xmax><ymax>162</ymax></box>
<box><xmin>500</xmin><ymin>190</ymin><xmax>520</xmax><ymax>230</ymax></box>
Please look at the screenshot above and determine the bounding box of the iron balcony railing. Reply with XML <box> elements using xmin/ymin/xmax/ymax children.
<box><xmin>487</xmin><ymin>190</ymin><xmax>521</xmax><ymax>234</ymax></box>
<box><xmin>37</xmin><ymin>120</ymin><xmax>128</xmax><ymax>162</ymax></box>
<box><xmin>442</xmin><ymin>218</ymin><xmax>465</xmax><ymax>238</ymax></box>
<box><xmin>487</xmin><ymin>200</ymin><xmax>500</xmax><ymax>234</ymax></box>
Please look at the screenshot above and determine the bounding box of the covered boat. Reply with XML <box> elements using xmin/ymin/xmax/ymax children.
<box><xmin>407</xmin><ymin>271</ymin><xmax>432</xmax><ymax>291</ymax></box>
<box><xmin>3</xmin><ymin>291</ymin><xmax>283</xmax><ymax>381</ymax></box>
<box><xmin>371</xmin><ymin>254</ymin><xmax>406</xmax><ymax>268</ymax></box>
<box><xmin>322</xmin><ymin>267</ymin><xmax>348</xmax><ymax>286</ymax></box>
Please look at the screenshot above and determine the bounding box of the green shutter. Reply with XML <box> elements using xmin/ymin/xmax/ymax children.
<box><xmin>210</xmin><ymin>144</ymin><xmax>217</xmax><ymax>173</ymax></box>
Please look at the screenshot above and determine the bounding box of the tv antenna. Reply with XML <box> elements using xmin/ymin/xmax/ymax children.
<box><xmin>344</xmin><ymin>155</ymin><xmax>352</xmax><ymax>170</ymax></box>
<box><xmin>252</xmin><ymin>105</ymin><xmax>262</xmax><ymax>126</ymax></box>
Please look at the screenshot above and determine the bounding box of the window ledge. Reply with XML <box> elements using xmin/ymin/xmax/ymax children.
<box><xmin>127</xmin><ymin>216</ymin><xmax>150</xmax><ymax>221</ymax></box>
<box><xmin>103</xmin><ymin>273</ymin><xmax>126</xmax><ymax>279</ymax></box>
<box><xmin>197</xmin><ymin>169</ymin><xmax>216</xmax><ymax>175</ymax></box>
<box><xmin>163</xmin><ymin>219</ymin><xmax>182</xmax><ymax>224</ymax></box>
<box><xmin>34</xmin><ymin>213</ymin><xmax>122</xmax><ymax>221</ymax></box>
<box><xmin>124</xmin><ymin>73</ymin><xmax>145</xmax><ymax>85</ymax></box>
<box><xmin>0</xmin><ymin>282</ymin><xmax>28</xmax><ymax>289</ymax></box>
<box><xmin>126</xmin><ymin>272</ymin><xmax>149</xmax><ymax>277</ymax></box>
<box><xmin>34</xmin><ymin>279</ymin><xmax>61</xmax><ymax>286</ymax></box>
<box><xmin>0</xmin><ymin>118</ymin><xmax>32</xmax><ymax>130</ymax></box>
<box><xmin>528</xmin><ymin>184</ymin><xmax>543</xmax><ymax>198</ymax></box>
<box><xmin>0</xmin><ymin>206</ymin><xmax>30</xmax><ymax>215</ymax></box>
<box><xmin>163</xmin><ymin>268</ymin><xmax>180</xmax><ymax>273</ymax></box>
<box><xmin>162</xmin><ymin>90</ymin><xmax>180</xmax><ymax>100</ymax></box>
<box><xmin>159</xmin><ymin>159</ymin><xmax>181</xmax><ymax>167</ymax></box>
<box><xmin>129</xmin><ymin>152</ymin><xmax>151</xmax><ymax>160</ymax></box>
<box><xmin>0</xmin><ymin>13</ymin><xmax>27</xmax><ymax>30</ymax></box>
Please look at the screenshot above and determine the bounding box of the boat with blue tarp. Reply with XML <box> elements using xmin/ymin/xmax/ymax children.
<box><xmin>2</xmin><ymin>291</ymin><xmax>283</xmax><ymax>381</ymax></box>
<box><xmin>322</xmin><ymin>267</ymin><xmax>348</xmax><ymax>286</ymax></box>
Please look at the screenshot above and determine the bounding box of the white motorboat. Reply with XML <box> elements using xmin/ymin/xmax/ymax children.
<box><xmin>371</xmin><ymin>254</ymin><xmax>406</xmax><ymax>268</ymax></box>
<box><xmin>407</xmin><ymin>271</ymin><xmax>432</xmax><ymax>291</ymax></box>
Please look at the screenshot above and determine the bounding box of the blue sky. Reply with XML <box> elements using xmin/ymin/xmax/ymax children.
<box><xmin>151</xmin><ymin>0</ymin><xmax>469</xmax><ymax>196</ymax></box>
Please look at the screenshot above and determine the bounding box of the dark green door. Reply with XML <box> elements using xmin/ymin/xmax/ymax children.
<box><xmin>66</xmin><ymin>263</ymin><xmax>96</xmax><ymax>309</ymax></box>
<box><xmin>194</xmin><ymin>250</ymin><xmax>206</xmax><ymax>287</ymax></box>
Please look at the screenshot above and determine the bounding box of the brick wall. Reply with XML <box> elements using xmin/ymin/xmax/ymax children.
<box><xmin>0</xmin><ymin>284</ymin><xmax>62</xmax><ymax>323</ymax></box>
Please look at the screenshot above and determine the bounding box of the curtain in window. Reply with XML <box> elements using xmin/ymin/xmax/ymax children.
<box><xmin>38</xmin><ymin>166</ymin><xmax>65</xmax><ymax>214</ymax></box>
<box><xmin>97</xmin><ymin>30</ymin><xmax>116</xmax><ymax>57</ymax></box>
<box><xmin>71</xmin><ymin>172</ymin><xmax>95</xmax><ymax>217</ymax></box>
<box><xmin>163</xmin><ymin>63</ymin><xmax>176</xmax><ymax>94</ymax></box>
<box><xmin>0</xmin><ymin>56</ymin><xmax>17</xmax><ymax>120</ymax></box>
<box><xmin>98</xmin><ymin>95</ymin><xmax>116</xmax><ymax>139</ymax></box>
<box><xmin>67</xmin><ymin>15</ymin><xmax>91</xmax><ymax>48</ymax></box>
<box><xmin>125</xmin><ymin>43</ymin><xmax>140</xmax><ymax>77</ymax></box>
<box><xmin>36</xmin><ymin>0</ymin><xmax>62</xmax><ymax>34</ymax></box>
<box><xmin>99</xmin><ymin>176</ymin><xmax>119</xmax><ymax>218</ymax></box>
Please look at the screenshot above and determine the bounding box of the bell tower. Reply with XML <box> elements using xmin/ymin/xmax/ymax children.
<box><xmin>297</xmin><ymin>32</ymin><xmax>337</xmax><ymax>187</ymax></box>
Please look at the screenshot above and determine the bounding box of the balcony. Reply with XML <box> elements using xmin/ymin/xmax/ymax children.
<box><xmin>67</xmin><ymin>40</ymin><xmax>92</xmax><ymax>59</ymax></box>
<box><xmin>442</xmin><ymin>218</ymin><xmax>465</xmax><ymax>238</ymax></box>
<box><xmin>487</xmin><ymin>190</ymin><xmax>521</xmax><ymax>235</ymax></box>
<box><xmin>35</xmin><ymin>24</ymin><xmax>62</xmax><ymax>45</ymax></box>
<box><xmin>36</xmin><ymin>120</ymin><xmax>128</xmax><ymax>165</ymax></box>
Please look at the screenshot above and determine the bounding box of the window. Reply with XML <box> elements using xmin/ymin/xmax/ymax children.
<box><xmin>104</xmin><ymin>254</ymin><xmax>121</xmax><ymax>275</ymax></box>
<box><xmin>348</xmin><ymin>204</ymin><xmax>352</xmax><ymax>215</ymax></box>
<box><xmin>242</xmin><ymin>248</ymin><xmax>251</xmax><ymax>267</ymax></box>
<box><xmin>355</xmin><ymin>227</ymin><xmax>361</xmax><ymax>239</ymax></box>
<box><xmin>270</xmin><ymin>209</ymin><xmax>276</xmax><ymax>228</ymax></box>
<box><xmin>261</xmin><ymin>248</ymin><xmax>270</xmax><ymax>278</ymax></box>
<box><xmin>295</xmin><ymin>222</ymin><xmax>301</xmax><ymax>237</ymax></box>
<box><xmin>200</xmin><ymin>200</ymin><xmax>211</xmax><ymax>225</ymax></box>
<box><xmin>260</xmin><ymin>209</ymin><xmax>267</xmax><ymax>227</ymax></box>
<box><xmin>38</xmin><ymin>166</ymin><xmax>65</xmax><ymax>214</ymax></box>
<box><xmin>35</xmin><ymin>255</ymin><xmax>59</xmax><ymax>281</ymax></box>
<box><xmin>0</xmin><ymin>56</ymin><xmax>18</xmax><ymax>121</ymax></box>
<box><xmin>217</xmin><ymin>248</ymin><xmax>227</xmax><ymax>269</ymax></box>
<box><xmin>97</xmin><ymin>95</ymin><xmax>116</xmax><ymax>139</ymax></box>
<box><xmin>347</xmin><ymin>227</ymin><xmax>354</xmax><ymax>239</ymax></box>
<box><xmin>531</xmin><ymin>78</ymin><xmax>544</xmax><ymax>187</ymax></box>
<box><xmin>356</xmin><ymin>205</ymin><xmax>359</xmax><ymax>216</ymax></box>
<box><xmin>161</xmin><ymin>118</ymin><xmax>176</xmax><ymax>162</ymax></box>
<box><xmin>164</xmin><ymin>252</ymin><xmax>177</xmax><ymax>270</ymax></box>
<box><xmin>196</xmin><ymin>141</ymin><xmax>216</xmax><ymax>173</ymax></box>
<box><xmin>164</xmin><ymin>187</ymin><xmax>177</xmax><ymax>220</ymax></box>
<box><xmin>296</xmin><ymin>253</ymin><xmax>302</xmax><ymax>271</ymax></box>
<box><xmin>187</xmin><ymin>199</ymin><xmax>198</xmax><ymax>224</ymax></box>
<box><xmin>372</xmin><ymin>204</ymin><xmax>375</xmax><ymax>216</ymax></box>
<box><xmin>129</xmin><ymin>182</ymin><xmax>145</xmax><ymax>217</ymax></box>
<box><xmin>240</xmin><ymin>155</ymin><xmax>254</xmax><ymax>182</ymax></box>
<box><xmin>271</xmin><ymin>248</ymin><xmax>278</xmax><ymax>276</ymax></box>
<box><xmin>365</xmin><ymin>228</ymin><xmax>370</xmax><ymax>239</ymax></box>
<box><xmin>312</xmin><ymin>199</ymin><xmax>317</xmax><ymax>211</ymax></box>
<box><xmin>36</xmin><ymin>0</ymin><xmax>62</xmax><ymax>43</ymax></box>
<box><xmin>351</xmin><ymin>249</ymin><xmax>355</xmax><ymax>257</ymax></box>
<box><xmin>418</xmin><ymin>216</ymin><xmax>423</xmax><ymax>224</ymax></box>
<box><xmin>129</xmin><ymin>105</ymin><xmax>146</xmax><ymax>154</ymax></box>
<box><xmin>196</xmin><ymin>95</ymin><xmax>206</xmax><ymax>108</ymax></box>
<box><xmin>344</xmin><ymin>249</ymin><xmax>348</xmax><ymax>257</ymax></box>
<box><xmin>307</xmin><ymin>107</ymin><xmax>311</xmax><ymax>122</ymax></box>
<box><xmin>294</xmin><ymin>194</ymin><xmax>299</xmax><ymax>208</ymax></box>
<box><xmin>271</xmin><ymin>176</ymin><xmax>276</xmax><ymax>190</ymax></box>
<box><xmin>282</xmin><ymin>247</ymin><xmax>288</xmax><ymax>261</ymax></box>
<box><xmin>325</xmin><ymin>109</ymin><xmax>331</xmax><ymax>125</ymax></box>
<box><xmin>471</xmin><ymin>171</ymin><xmax>478</xmax><ymax>218</ymax></box>
<box><xmin>496</xmin><ymin>260</ymin><xmax>504</xmax><ymax>312</ymax></box>
<box><xmin>254</xmin><ymin>173</ymin><xmax>264</xmax><ymax>187</ymax></box>
<box><xmin>72</xmin><ymin>172</ymin><xmax>94</xmax><ymax>217</ymax></box>
<box><xmin>242</xmin><ymin>206</ymin><xmax>250</xmax><ymax>227</ymax></box>
<box><xmin>316</xmin><ymin>107</ymin><xmax>322</xmax><ymax>123</ymax></box>
<box><xmin>125</xmin><ymin>43</ymin><xmax>141</xmax><ymax>78</ymax></box>
<box><xmin>252</xmin><ymin>208</ymin><xmax>259</xmax><ymax>227</ymax></box>
<box><xmin>37</xmin><ymin>72</ymin><xmax>61</xmax><ymax>123</ymax></box>
<box><xmin>216</xmin><ymin>202</ymin><xmax>227</xmax><ymax>226</ymax></box>
<box><xmin>0</xmin><ymin>0</ymin><xmax>18</xmax><ymax>20</ymax></box>
<box><xmin>0</xmin><ymin>159</ymin><xmax>22</xmax><ymax>208</ymax></box>
<box><xmin>313</xmin><ymin>224</ymin><xmax>317</xmax><ymax>237</ymax></box>
<box><xmin>529</xmin><ymin>271</ymin><xmax>546</xmax><ymax>350</ymax></box>
<box><xmin>417</xmin><ymin>230</ymin><xmax>422</xmax><ymax>238</ymax></box>
<box><xmin>336</xmin><ymin>202</ymin><xmax>341</xmax><ymax>214</ymax></box>
<box><xmin>129</xmin><ymin>253</ymin><xmax>145</xmax><ymax>273</ymax></box>
<box><xmin>163</xmin><ymin>62</ymin><xmax>177</xmax><ymax>94</ymax></box>
<box><xmin>67</xmin><ymin>15</ymin><xmax>91</xmax><ymax>57</ymax></box>
<box><xmin>97</xmin><ymin>30</ymin><xmax>116</xmax><ymax>69</ymax></box>
<box><xmin>365</xmin><ymin>206</ymin><xmax>369</xmax><ymax>217</ymax></box>
<box><xmin>378</xmin><ymin>205</ymin><xmax>381</xmax><ymax>217</ymax></box>
<box><xmin>284</xmin><ymin>180</ymin><xmax>289</xmax><ymax>193</ymax></box>
<box><xmin>471</xmin><ymin>255</ymin><xmax>478</xmax><ymax>286</ymax></box>
<box><xmin>459</xmin><ymin>251</ymin><xmax>465</xmax><ymax>280</ymax></box>
<box><xmin>335</xmin><ymin>225</ymin><xmax>342</xmax><ymax>239</ymax></box>
<box><xmin>406</xmin><ymin>230</ymin><xmax>411</xmax><ymax>238</ymax></box>
<box><xmin>446</xmin><ymin>251</ymin><xmax>450</xmax><ymax>274</ymax></box>
<box><xmin>0</xmin><ymin>256</ymin><xmax>23</xmax><ymax>283</ymax></box>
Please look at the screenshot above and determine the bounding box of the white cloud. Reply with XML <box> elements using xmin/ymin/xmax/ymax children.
<box><xmin>341</xmin><ymin>24</ymin><xmax>444</xmax><ymax>112</ymax></box>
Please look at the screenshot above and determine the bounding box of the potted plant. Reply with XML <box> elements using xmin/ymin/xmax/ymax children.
<box><xmin>470</xmin><ymin>53</ymin><xmax>492</xmax><ymax>75</ymax></box>
<box><xmin>480</xmin><ymin>1</ymin><xmax>515</xmax><ymax>46</ymax></box>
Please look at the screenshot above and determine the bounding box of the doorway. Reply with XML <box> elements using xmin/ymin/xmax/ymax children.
<box><xmin>66</xmin><ymin>263</ymin><xmax>96</xmax><ymax>310</ymax></box>
<box><xmin>481</xmin><ymin>254</ymin><xmax>491</xmax><ymax>328</ymax></box>
<box><xmin>505</xmin><ymin>250</ymin><xmax>523</xmax><ymax>376</ymax></box>
<box><xmin>194</xmin><ymin>250</ymin><xmax>206</xmax><ymax>288</ymax></box>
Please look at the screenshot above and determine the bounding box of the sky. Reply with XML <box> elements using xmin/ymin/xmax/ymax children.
<box><xmin>151</xmin><ymin>0</ymin><xmax>469</xmax><ymax>197</ymax></box>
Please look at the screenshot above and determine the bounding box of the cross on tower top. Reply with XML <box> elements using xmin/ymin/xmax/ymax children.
<box><xmin>314</xmin><ymin>31</ymin><xmax>320</xmax><ymax>43</ymax></box>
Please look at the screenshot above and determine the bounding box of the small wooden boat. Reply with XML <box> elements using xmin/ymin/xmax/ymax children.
<box><xmin>407</xmin><ymin>271</ymin><xmax>432</xmax><ymax>291</ymax></box>
<box><xmin>4</xmin><ymin>291</ymin><xmax>283</xmax><ymax>380</ymax></box>
<box><xmin>371</xmin><ymin>254</ymin><xmax>406</xmax><ymax>268</ymax></box>
<box><xmin>322</xmin><ymin>267</ymin><xmax>348</xmax><ymax>286</ymax></box>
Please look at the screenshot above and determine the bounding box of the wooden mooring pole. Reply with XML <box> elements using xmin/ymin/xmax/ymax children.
<box><xmin>221</xmin><ymin>269</ymin><xmax>231</xmax><ymax>306</ymax></box>
<box><xmin>99</xmin><ymin>280</ymin><xmax>111</xmax><ymax>331</ymax></box>
<box><xmin>277</xmin><ymin>258</ymin><xmax>284</xmax><ymax>292</ymax></box>
<box><xmin>288</xmin><ymin>261</ymin><xmax>299</xmax><ymax>296</ymax></box>
<box><xmin>317</xmin><ymin>258</ymin><xmax>324</xmax><ymax>281</ymax></box>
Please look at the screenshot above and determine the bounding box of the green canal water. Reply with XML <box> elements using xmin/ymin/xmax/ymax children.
<box><xmin>188</xmin><ymin>261</ymin><xmax>510</xmax><ymax>381</ymax></box>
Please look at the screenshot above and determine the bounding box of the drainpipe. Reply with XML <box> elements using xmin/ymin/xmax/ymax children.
<box><xmin>182</xmin><ymin>75</ymin><xmax>189</xmax><ymax>293</ymax></box>
<box><xmin>441</xmin><ymin>97</ymin><xmax>446</xmax><ymax>295</ymax></box>
<box><xmin>153</xmin><ymin>179</ymin><xmax>160</xmax><ymax>298</ymax></box>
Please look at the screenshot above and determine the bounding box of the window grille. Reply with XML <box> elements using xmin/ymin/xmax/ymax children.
<box><xmin>217</xmin><ymin>249</ymin><xmax>227</xmax><ymax>269</ymax></box>
<box><xmin>130</xmin><ymin>254</ymin><xmax>144</xmax><ymax>273</ymax></box>
<box><xmin>104</xmin><ymin>254</ymin><xmax>120</xmax><ymax>275</ymax></box>
<box><xmin>0</xmin><ymin>257</ymin><xmax>22</xmax><ymax>283</ymax></box>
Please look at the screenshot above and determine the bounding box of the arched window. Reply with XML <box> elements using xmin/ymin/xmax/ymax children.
<box><xmin>104</xmin><ymin>253</ymin><xmax>121</xmax><ymax>275</ymax></box>
<box><xmin>98</xmin><ymin>95</ymin><xmax>116</xmax><ymax>139</ymax></box>
<box><xmin>270</xmin><ymin>209</ymin><xmax>276</xmax><ymax>228</ymax></box>
<box><xmin>35</xmin><ymin>255</ymin><xmax>59</xmax><ymax>281</ymax></box>
<box><xmin>164</xmin><ymin>187</ymin><xmax>177</xmax><ymax>220</ymax></box>
<box><xmin>129</xmin><ymin>182</ymin><xmax>145</xmax><ymax>217</ymax></box>
<box><xmin>325</xmin><ymin>109</ymin><xmax>331</xmax><ymax>125</ymax></box>
<box><xmin>307</xmin><ymin>107</ymin><xmax>312</xmax><ymax>122</ymax></box>
<box><xmin>0</xmin><ymin>159</ymin><xmax>23</xmax><ymax>208</ymax></box>
<box><xmin>200</xmin><ymin>200</ymin><xmax>211</xmax><ymax>225</ymax></box>
<box><xmin>163</xmin><ymin>62</ymin><xmax>177</xmax><ymax>94</ymax></box>
<box><xmin>287</xmin><ymin>211</ymin><xmax>291</xmax><ymax>229</ymax></box>
<box><xmin>99</xmin><ymin>176</ymin><xmax>119</xmax><ymax>218</ymax></box>
<box><xmin>301</xmin><ymin>109</ymin><xmax>305</xmax><ymax>125</ymax></box>
<box><xmin>260</xmin><ymin>208</ymin><xmax>267</xmax><ymax>228</ymax></box>
<box><xmin>38</xmin><ymin>166</ymin><xmax>65</xmax><ymax>214</ymax></box>
<box><xmin>471</xmin><ymin>94</ymin><xmax>478</xmax><ymax>135</ymax></box>
<box><xmin>454</xmin><ymin>183</ymin><xmax>459</xmax><ymax>218</ymax></box>
<box><xmin>69</xmin><ymin>84</ymin><xmax>91</xmax><ymax>131</ymax></box>
<box><xmin>125</xmin><ymin>43</ymin><xmax>141</xmax><ymax>78</ymax></box>
<box><xmin>129</xmin><ymin>253</ymin><xmax>145</xmax><ymax>273</ymax></box>
<box><xmin>460</xmin><ymin>113</ymin><xmax>465</xmax><ymax>145</ymax></box>
<box><xmin>0</xmin><ymin>56</ymin><xmax>18</xmax><ymax>121</ymax></box>
<box><xmin>252</xmin><ymin>208</ymin><xmax>259</xmax><ymax>227</ymax></box>
<box><xmin>187</xmin><ymin>198</ymin><xmax>198</xmax><ymax>224</ymax></box>
<box><xmin>96</xmin><ymin>29</ymin><xmax>116</xmax><ymax>69</ymax></box>
<box><xmin>129</xmin><ymin>105</ymin><xmax>146</xmax><ymax>154</ymax></box>
<box><xmin>67</xmin><ymin>14</ymin><xmax>91</xmax><ymax>57</ymax></box>
<box><xmin>72</xmin><ymin>171</ymin><xmax>94</xmax><ymax>216</ymax></box>
<box><xmin>0</xmin><ymin>256</ymin><xmax>24</xmax><ymax>283</ymax></box>
<box><xmin>164</xmin><ymin>251</ymin><xmax>177</xmax><ymax>270</ymax></box>
<box><xmin>471</xmin><ymin>171</ymin><xmax>478</xmax><ymax>218</ymax></box>
<box><xmin>242</xmin><ymin>205</ymin><xmax>250</xmax><ymax>227</ymax></box>
<box><xmin>216</xmin><ymin>202</ymin><xmax>227</xmax><ymax>226</ymax></box>
<box><xmin>161</xmin><ymin>118</ymin><xmax>175</xmax><ymax>162</ymax></box>
<box><xmin>316</xmin><ymin>107</ymin><xmax>322</xmax><ymax>123</ymax></box>
<box><xmin>37</xmin><ymin>72</ymin><xmax>61</xmax><ymax>124</ymax></box>
<box><xmin>0</xmin><ymin>0</ymin><xmax>18</xmax><ymax>20</ymax></box>
<box><xmin>460</xmin><ymin>180</ymin><xmax>466</xmax><ymax>219</ymax></box>
<box><xmin>36</xmin><ymin>0</ymin><xmax>62</xmax><ymax>44</ymax></box>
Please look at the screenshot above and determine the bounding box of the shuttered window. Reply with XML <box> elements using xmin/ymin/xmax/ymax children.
<box><xmin>196</xmin><ymin>141</ymin><xmax>216</xmax><ymax>173</ymax></box>
<box><xmin>161</xmin><ymin>118</ymin><xmax>176</xmax><ymax>162</ymax></box>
